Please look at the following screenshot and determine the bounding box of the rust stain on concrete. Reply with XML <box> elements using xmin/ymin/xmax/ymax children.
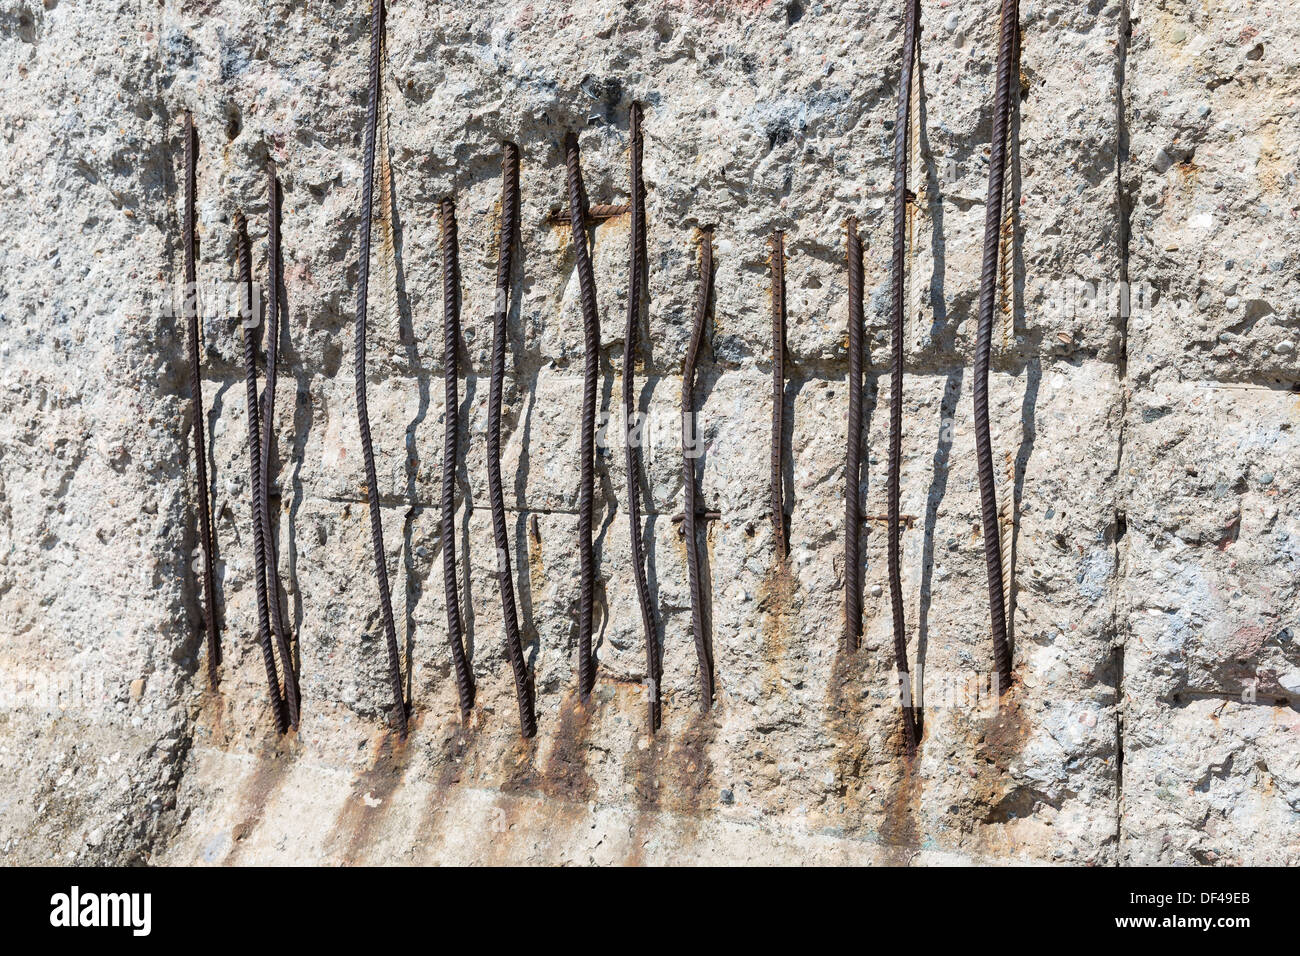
<box><xmin>759</xmin><ymin>559</ymin><xmax>796</xmax><ymax>693</ymax></box>
<box><xmin>662</xmin><ymin>709</ymin><xmax>717</xmax><ymax>814</ymax></box>
<box><xmin>822</xmin><ymin>647</ymin><xmax>874</xmax><ymax>825</ymax></box>
<box><xmin>957</xmin><ymin>686</ymin><xmax>1034</xmax><ymax>858</ymax></box>
<box><xmin>879</xmin><ymin>724</ymin><xmax>923</xmax><ymax>866</ymax></box>
<box><xmin>327</xmin><ymin>727</ymin><xmax>413</xmax><ymax>864</ymax></box>
<box><xmin>540</xmin><ymin>692</ymin><xmax>597</xmax><ymax>804</ymax></box>
<box><xmin>223</xmin><ymin>735</ymin><xmax>296</xmax><ymax>864</ymax></box>
<box><xmin>623</xmin><ymin>733</ymin><xmax>662</xmax><ymax>866</ymax></box>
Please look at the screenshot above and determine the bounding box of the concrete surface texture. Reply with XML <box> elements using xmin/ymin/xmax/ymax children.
<box><xmin>0</xmin><ymin>0</ymin><xmax>1296</xmax><ymax>865</ymax></box>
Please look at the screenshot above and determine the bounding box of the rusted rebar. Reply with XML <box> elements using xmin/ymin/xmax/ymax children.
<box><xmin>234</xmin><ymin>211</ymin><xmax>287</xmax><ymax>734</ymax></box>
<box><xmin>672</xmin><ymin>510</ymin><xmax>721</xmax><ymax>524</ymax></box>
<box><xmin>683</xmin><ymin>229</ymin><xmax>715</xmax><ymax>711</ymax></box>
<box><xmin>622</xmin><ymin>104</ymin><xmax>659</xmax><ymax>732</ymax></box>
<box><xmin>439</xmin><ymin>197</ymin><xmax>474</xmax><ymax>718</ymax></box>
<box><xmin>844</xmin><ymin>217</ymin><xmax>865</xmax><ymax>654</ymax></box>
<box><xmin>565</xmin><ymin>130</ymin><xmax>599</xmax><ymax>702</ymax></box>
<box><xmin>548</xmin><ymin>203</ymin><xmax>629</xmax><ymax>224</ymax></box>
<box><xmin>974</xmin><ymin>0</ymin><xmax>1019</xmax><ymax>696</ymax></box>
<box><xmin>355</xmin><ymin>0</ymin><xmax>407</xmax><ymax>736</ymax></box>
<box><xmin>997</xmin><ymin>20</ymin><xmax>1022</xmax><ymax>351</ymax></box>
<box><xmin>259</xmin><ymin>163</ymin><xmax>299</xmax><ymax>729</ymax></box>
<box><xmin>865</xmin><ymin>512</ymin><xmax>916</xmax><ymax>528</ymax></box>
<box><xmin>182</xmin><ymin>114</ymin><xmax>220</xmax><ymax>687</ymax></box>
<box><xmin>769</xmin><ymin>231</ymin><xmax>788</xmax><ymax>562</ymax></box>
<box><xmin>888</xmin><ymin>0</ymin><xmax>921</xmax><ymax>756</ymax></box>
<box><xmin>488</xmin><ymin>143</ymin><xmax>537</xmax><ymax>737</ymax></box>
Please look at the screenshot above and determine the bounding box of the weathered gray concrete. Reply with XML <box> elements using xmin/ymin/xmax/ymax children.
<box><xmin>0</xmin><ymin>0</ymin><xmax>1295</xmax><ymax>865</ymax></box>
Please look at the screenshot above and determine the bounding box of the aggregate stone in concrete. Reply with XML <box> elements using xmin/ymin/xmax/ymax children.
<box><xmin>1124</xmin><ymin>1</ymin><xmax>1299</xmax><ymax>387</ymax></box>
<box><xmin>1120</xmin><ymin>380</ymin><xmax>1300</xmax><ymax>865</ymax></box>
<box><xmin>2</xmin><ymin>0</ymin><xmax>1296</xmax><ymax>865</ymax></box>
<box><xmin>1120</xmin><ymin>0</ymin><xmax>1300</xmax><ymax>865</ymax></box>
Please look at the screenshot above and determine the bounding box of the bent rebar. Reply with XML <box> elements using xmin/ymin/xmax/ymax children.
<box><xmin>622</xmin><ymin>104</ymin><xmax>659</xmax><ymax>732</ymax></box>
<box><xmin>565</xmin><ymin>130</ymin><xmax>599</xmax><ymax>702</ymax></box>
<box><xmin>974</xmin><ymin>0</ymin><xmax>1019</xmax><ymax>696</ymax></box>
<box><xmin>439</xmin><ymin>197</ymin><xmax>475</xmax><ymax>718</ymax></box>
<box><xmin>888</xmin><ymin>0</ymin><xmax>921</xmax><ymax>756</ymax></box>
<box><xmin>355</xmin><ymin>0</ymin><xmax>406</xmax><ymax>735</ymax></box>
<box><xmin>234</xmin><ymin>211</ymin><xmax>287</xmax><ymax>734</ymax></box>
<box><xmin>488</xmin><ymin>143</ymin><xmax>537</xmax><ymax>737</ymax></box>
<box><xmin>182</xmin><ymin>114</ymin><xmax>220</xmax><ymax>687</ymax></box>
<box><xmin>683</xmin><ymin>229</ymin><xmax>715</xmax><ymax>711</ymax></box>
<box><xmin>259</xmin><ymin>163</ymin><xmax>299</xmax><ymax>729</ymax></box>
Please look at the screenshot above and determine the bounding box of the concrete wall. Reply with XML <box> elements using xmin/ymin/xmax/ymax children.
<box><xmin>0</xmin><ymin>0</ymin><xmax>1295</xmax><ymax>865</ymax></box>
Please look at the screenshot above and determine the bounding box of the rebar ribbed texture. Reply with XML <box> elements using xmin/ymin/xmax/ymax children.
<box><xmin>769</xmin><ymin>231</ymin><xmax>788</xmax><ymax>562</ymax></box>
<box><xmin>974</xmin><ymin>0</ymin><xmax>1018</xmax><ymax>696</ymax></box>
<box><xmin>565</xmin><ymin>130</ymin><xmax>599</xmax><ymax>702</ymax></box>
<box><xmin>235</xmin><ymin>211</ymin><xmax>287</xmax><ymax>734</ymax></box>
<box><xmin>439</xmin><ymin>197</ymin><xmax>475</xmax><ymax>718</ymax></box>
<box><xmin>622</xmin><ymin>104</ymin><xmax>659</xmax><ymax>732</ymax></box>
<box><xmin>683</xmin><ymin>230</ymin><xmax>715</xmax><ymax>710</ymax></box>
<box><xmin>182</xmin><ymin>114</ymin><xmax>220</xmax><ymax>687</ymax></box>
<box><xmin>259</xmin><ymin>164</ymin><xmax>298</xmax><ymax>729</ymax></box>
<box><xmin>488</xmin><ymin>143</ymin><xmax>537</xmax><ymax>737</ymax></box>
<box><xmin>888</xmin><ymin>0</ymin><xmax>921</xmax><ymax>756</ymax></box>
<box><xmin>844</xmin><ymin>217</ymin><xmax>865</xmax><ymax>654</ymax></box>
<box><xmin>354</xmin><ymin>0</ymin><xmax>406</xmax><ymax>736</ymax></box>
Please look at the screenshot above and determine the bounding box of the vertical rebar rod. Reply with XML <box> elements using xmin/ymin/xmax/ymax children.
<box><xmin>844</xmin><ymin>217</ymin><xmax>865</xmax><ymax>654</ymax></box>
<box><xmin>769</xmin><ymin>231</ymin><xmax>788</xmax><ymax>562</ymax></box>
<box><xmin>622</xmin><ymin>104</ymin><xmax>659</xmax><ymax>732</ymax></box>
<box><xmin>235</xmin><ymin>211</ymin><xmax>287</xmax><ymax>734</ymax></box>
<box><xmin>183</xmin><ymin>114</ymin><xmax>220</xmax><ymax>688</ymax></box>
<box><xmin>488</xmin><ymin>143</ymin><xmax>537</xmax><ymax>737</ymax></box>
<box><xmin>565</xmin><ymin>131</ymin><xmax>599</xmax><ymax>702</ymax></box>
<box><xmin>440</xmin><ymin>197</ymin><xmax>475</xmax><ymax>718</ymax></box>
<box><xmin>259</xmin><ymin>163</ymin><xmax>299</xmax><ymax>729</ymax></box>
<box><xmin>683</xmin><ymin>230</ymin><xmax>715</xmax><ymax>710</ymax></box>
<box><xmin>974</xmin><ymin>0</ymin><xmax>1018</xmax><ymax>696</ymax></box>
<box><xmin>888</xmin><ymin>0</ymin><xmax>921</xmax><ymax>756</ymax></box>
<box><xmin>355</xmin><ymin>0</ymin><xmax>407</xmax><ymax>736</ymax></box>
